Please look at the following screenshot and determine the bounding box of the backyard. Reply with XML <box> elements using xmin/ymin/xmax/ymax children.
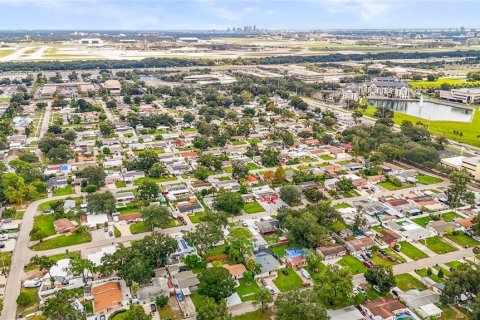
<box><xmin>32</xmin><ymin>214</ymin><xmax>56</xmax><ymax>238</ymax></box>
<box><xmin>338</xmin><ymin>255</ymin><xmax>367</xmax><ymax>274</ymax></box>
<box><xmin>378</xmin><ymin>181</ymin><xmax>410</xmax><ymax>191</ymax></box>
<box><xmin>273</xmin><ymin>268</ymin><xmax>303</xmax><ymax>292</ymax></box>
<box><xmin>235</xmin><ymin>278</ymin><xmax>262</xmax><ymax>301</ymax></box>
<box><xmin>52</xmin><ymin>186</ymin><xmax>75</xmax><ymax>196</ymax></box>
<box><xmin>420</xmin><ymin>236</ymin><xmax>457</xmax><ymax>254</ymax></box>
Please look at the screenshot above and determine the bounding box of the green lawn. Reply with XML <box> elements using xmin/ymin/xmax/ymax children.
<box><xmin>206</xmin><ymin>244</ymin><xmax>227</xmax><ymax>257</ymax></box>
<box><xmin>378</xmin><ymin>181</ymin><xmax>410</xmax><ymax>191</ymax></box>
<box><xmin>188</xmin><ymin>212</ymin><xmax>206</xmax><ymax>224</ymax></box>
<box><xmin>38</xmin><ymin>199</ymin><xmax>64</xmax><ymax>211</ymax></box>
<box><xmin>190</xmin><ymin>292</ymin><xmax>209</xmax><ymax>310</ymax></box>
<box><xmin>420</xmin><ymin>236</ymin><xmax>457</xmax><ymax>254</ymax></box>
<box><xmin>333</xmin><ymin>203</ymin><xmax>352</xmax><ymax>209</ymax></box>
<box><xmin>446</xmin><ymin>260</ymin><xmax>464</xmax><ymax>270</ymax></box>
<box><xmin>338</xmin><ymin>255</ymin><xmax>367</xmax><ymax>274</ymax></box>
<box><xmin>235</xmin><ymin>278</ymin><xmax>262</xmax><ymax>301</ymax></box>
<box><xmin>234</xmin><ymin>310</ymin><xmax>270</xmax><ymax>320</ymax></box>
<box><xmin>243</xmin><ymin>201</ymin><xmax>265</xmax><ymax>214</ymax></box>
<box><xmin>408</xmin><ymin>78</ymin><xmax>480</xmax><ymax>89</ymax></box>
<box><xmin>412</xmin><ymin>216</ymin><xmax>435</xmax><ymax>228</ymax></box>
<box><xmin>159</xmin><ymin>305</ymin><xmax>176</xmax><ymax>319</ymax></box>
<box><xmin>52</xmin><ymin>186</ymin><xmax>74</xmax><ymax>196</ymax></box>
<box><xmin>416</xmin><ymin>175</ymin><xmax>443</xmax><ymax>185</ymax></box>
<box><xmin>371</xmin><ymin>225</ymin><xmax>385</xmax><ymax>232</ymax></box>
<box><xmin>434</xmin><ymin>265</ymin><xmax>451</xmax><ymax>277</ymax></box>
<box><xmin>32</xmin><ymin>215</ymin><xmax>56</xmax><ymax>238</ymax></box>
<box><xmin>395</xmin><ymin>273</ymin><xmax>425</xmax><ymax>291</ymax></box>
<box><xmin>117</xmin><ymin>203</ymin><xmax>140</xmax><ymax>215</ymax></box>
<box><xmin>416</xmin><ymin>268</ymin><xmax>443</xmax><ymax>283</ymax></box>
<box><xmin>133</xmin><ymin>176</ymin><xmax>177</xmax><ymax>186</ymax></box>
<box><xmin>229</xmin><ymin>227</ymin><xmax>252</xmax><ymax>238</ymax></box>
<box><xmin>439</xmin><ymin>306</ymin><xmax>468</xmax><ymax>320</ymax></box>
<box><xmin>246</xmin><ymin>163</ymin><xmax>260</xmax><ymax>170</ymax></box>
<box><xmin>31</xmin><ymin>233</ymin><xmax>91</xmax><ymax>251</ymax></box>
<box><xmin>445</xmin><ymin>232</ymin><xmax>480</xmax><ymax>247</ymax></box>
<box><xmin>129</xmin><ymin>222</ymin><xmax>149</xmax><ymax>234</ymax></box>
<box><xmin>320</xmin><ymin>154</ymin><xmax>335</xmax><ymax>160</ymax></box>
<box><xmin>270</xmin><ymin>243</ymin><xmax>289</xmax><ymax>258</ymax></box>
<box><xmin>0</xmin><ymin>252</ymin><xmax>12</xmax><ymax>271</ymax></box>
<box><xmin>273</xmin><ymin>268</ymin><xmax>303</xmax><ymax>292</ymax></box>
<box><xmin>115</xmin><ymin>181</ymin><xmax>127</xmax><ymax>188</ymax></box>
<box><xmin>399</xmin><ymin>241</ymin><xmax>429</xmax><ymax>260</ymax></box>
<box><xmin>365</xmin><ymin>104</ymin><xmax>480</xmax><ymax>147</ymax></box>
<box><xmin>17</xmin><ymin>288</ymin><xmax>39</xmax><ymax>313</ymax></box>
<box><xmin>442</xmin><ymin>212</ymin><xmax>461</xmax><ymax>222</ymax></box>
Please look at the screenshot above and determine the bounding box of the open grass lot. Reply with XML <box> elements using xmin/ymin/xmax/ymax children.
<box><xmin>416</xmin><ymin>268</ymin><xmax>443</xmax><ymax>283</ymax></box>
<box><xmin>115</xmin><ymin>181</ymin><xmax>127</xmax><ymax>188</ymax></box>
<box><xmin>17</xmin><ymin>287</ymin><xmax>39</xmax><ymax>314</ymax></box>
<box><xmin>229</xmin><ymin>227</ymin><xmax>252</xmax><ymax>238</ymax></box>
<box><xmin>439</xmin><ymin>306</ymin><xmax>468</xmax><ymax>320</ymax></box>
<box><xmin>0</xmin><ymin>50</ymin><xmax>14</xmax><ymax>58</ymax></box>
<box><xmin>378</xmin><ymin>181</ymin><xmax>410</xmax><ymax>191</ymax></box>
<box><xmin>206</xmin><ymin>244</ymin><xmax>227</xmax><ymax>257</ymax></box>
<box><xmin>320</xmin><ymin>154</ymin><xmax>335</xmax><ymax>160</ymax></box>
<box><xmin>133</xmin><ymin>176</ymin><xmax>177</xmax><ymax>185</ymax></box>
<box><xmin>445</xmin><ymin>232</ymin><xmax>480</xmax><ymax>247</ymax></box>
<box><xmin>273</xmin><ymin>268</ymin><xmax>303</xmax><ymax>292</ymax></box>
<box><xmin>129</xmin><ymin>221</ymin><xmax>151</xmax><ymax>234</ymax></box>
<box><xmin>52</xmin><ymin>186</ymin><xmax>74</xmax><ymax>196</ymax></box>
<box><xmin>399</xmin><ymin>241</ymin><xmax>429</xmax><ymax>260</ymax></box>
<box><xmin>243</xmin><ymin>201</ymin><xmax>265</xmax><ymax>214</ymax></box>
<box><xmin>246</xmin><ymin>162</ymin><xmax>260</xmax><ymax>170</ymax></box>
<box><xmin>31</xmin><ymin>233</ymin><xmax>91</xmax><ymax>251</ymax></box>
<box><xmin>188</xmin><ymin>212</ymin><xmax>205</xmax><ymax>223</ymax></box>
<box><xmin>395</xmin><ymin>273</ymin><xmax>425</xmax><ymax>291</ymax></box>
<box><xmin>235</xmin><ymin>278</ymin><xmax>262</xmax><ymax>301</ymax></box>
<box><xmin>0</xmin><ymin>252</ymin><xmax>12</xmax><ymax>271</ymax></box>
<box><xmin>408</xmin><ymin>78</ymin><xmax>480</xmax><ymax>89</ymax></box>
<box><xmin>446</xmin><ymin>260</ymin><xmax>464</xmax><ymax>270</ymax></box>
<box><xmin>38</xmin><ymin>199</ymin><xmax>64</xmax><ymax>211</ymax></box>
<box><xmin>442</xmin><ymin>212</ymin><xmax>461</xmax><ymax>222</ymax></box>
<box><xmin>416</xmin><ymin>174</ymin><xmax>443</xmax><ymax>185</ymax></box>
<box><xmin>32</xmin><ymin>215</ymin><xmax>56</xmax><ymax>238</ymax></box>
<box><xmin>364</xmin><ymin>104</ymin><xmax>480</xmax><ymax>147</ymax></box>
<box><xmin>234</xmin><ymin>310</ymin><xmax>270</xmax><ymax>320</ymax></box>
<box><xmin>333</xmin><ymin>203</ymin><xmax>352</xmax><ymax>209</ymax></box>
<box><xmin>412</xmin><ymin>216</ymin><xmax>435</xmax><ymax>228</ymax></box>
<box><xmin>338</xmin><ymin>255</ymin><xmax>367</xmax><ymax>274</ymax></box>
<box><xmin>420</xmin><ymin>236</ymin><xmax>457</xmax><ymax>254</ymax></box>
<box><xmin>371</xmin><ymin>225</ymin><xmax>385</xmax><ymax>232</ymax></box>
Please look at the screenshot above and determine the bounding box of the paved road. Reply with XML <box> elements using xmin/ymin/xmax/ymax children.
<box><xmin>353</xmin><ymin>246</ymin><xmax>475</xmax><ymax>286</ymax></box>
<box><xmin>1</xmin><ymin>194</ymin><xmax>83</xmax><ymax>320</ymax></box>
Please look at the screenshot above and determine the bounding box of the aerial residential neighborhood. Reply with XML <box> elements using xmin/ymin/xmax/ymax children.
<box><xmin>0</xmin><ymin>2</ymin><xmax>480</xmax><ymax>320</ymax></box>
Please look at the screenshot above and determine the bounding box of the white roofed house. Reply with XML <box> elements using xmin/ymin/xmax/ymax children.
<box><xmin>114</xmin><ymin>191</ymin><xmax>135</xmax><ymax>203</ymax></box>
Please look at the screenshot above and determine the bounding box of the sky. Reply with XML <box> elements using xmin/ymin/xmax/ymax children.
<box><xmin>0</xmin><ymin>0</ymin><xmax>478</xmax><ymax>31</ymax></box>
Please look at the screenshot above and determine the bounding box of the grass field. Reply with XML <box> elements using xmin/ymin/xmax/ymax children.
<box><xmin>416</xmin><ymin>175</ymin><xmax>443</xmax><ymax>185</ymax></box>
<box><xmin>133</xmin><ymin>176</ymin><xmax>177</xmax><ymax>185</ymax></box>
<box><xmin>32</xmin><ymin>215</ymin><xmax>56</xmax><ymax>238</ymax></box>
<box><xmin>442</xmin><ymin>212</ymin><xmax>461</xmax><ymax>222</ymax></box>
<box><xmin>234</xmin><ymin>310</ymin><xmax>270</xmax><ymax>320</ymax></box>
<box><xmin>229</xmin><ymin>227</ymin><xmax>252</xmax><ymax>238</ymax></box>
<box><xmin>364</xmin><ymin>104</ymin><xmax>480</xmax><ymax>147</ymax></box>
<box><xmin>31</xmin><ymin>233</ymin><xmax>91</xmax><ymax>251</ymax></box>
<box><xmin>115</xmin><ymin>181</ymin><xmax>127</xmax><ymax>188</ymax></box>
<box><xmin>188</xmin><ymin>212</ymin><xmax>206</xmax><ymax>224</ymax></box>
<box><xmin>0</xmin><ymin>50</ymin><xmax>14</xmax><ymax>58</ymax></box>
<box><xmin>235</xmin><ymin>278</ymin><xmax>262</xmax><ymax>301</ymax></box>
<box><xmin>420</xmin><ymin>236</ymin><xmax>457</xmax><ymax>254</ymax></box>
<box><xmin>399</xmin><ymin>241</ymin><xmax>429</xmax><ymax>260</ymax></box>
<box><xmin>378</xmin><ymin>181</ymin><xmax>410</xmax><ymax>191</ymax></box>
<box><xmin>129</xmin><ymin>222</ymin><xmax>149</xmax><ymax>234</ymax></box>
<box><xmin>446</xmin><ymin>260</ymin><xmax>464</xmax><ymax>269</ymax></box>
<box><xmin>408</xmin><ymin>78</ymin><xmax>480</xmax><ymax>89</ymax></box>
<box><xmin>52</xmin><ymin>186</ymin><xmax>74</xmax><ymax>196</ymax></box>
<box><xmin>338</xmin><ymin>255</ymin><xmax>367</xmax><ymax>274</ymax></box>
<box><xmin>273</xmin><ymin>268</ymin><xmax>303</xmax><ymax>292</ymax></box>
<box><xmin>445</xmin><ymin>232</ymin><xmax>480</xmax><ymax>247</ymax></box>
<box><xmin>416</xmin><ymin>268</ymin><xmax>443</xmax><ymax>283</ymax></box>
<box><xmin>412</xmin><ymin>216</ymin><xmax>435</xmax><ymax>228</ymax></box>
<box><xmin>395</xmin><ymin>273</ymin><xmax>425</xmax><ymax>291</ymax></box>
<box><xmin>270</xmin><ymin>243</ymin><xmax>289</xmax><ymax>258</ymax></box>
<box><xmin>243</xmin><ymin>201</ymin><xmax>265</xmax><ymax>214</ymax></box>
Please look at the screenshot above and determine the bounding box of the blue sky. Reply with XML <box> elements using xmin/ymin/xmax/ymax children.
<box><xmin>0</xmin><ymin>0</ymin><xmax>478</xmax><ymax>30</ymax></box>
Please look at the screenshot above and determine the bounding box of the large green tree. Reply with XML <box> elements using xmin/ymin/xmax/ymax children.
<box><xmin>42</xmin><ymin>289</ymin><xmax>86</xmax><ymax>320</ymax></box>
<box><xmin>275</xmin><ymin>290</ymin><xmax>328</xmax><ymax>320</ymax></box>
<box><xmin>315</xmin><ymin>264</ymin><xmax>353</xmax><ymax>306</ymax></box>
<box><xmin>365</xmin><ymin>265</ymin><xmax>396</xmax><ymax>294</ymax></box>
<box><xmin>196</xmin><ymin>297</ymin><xmax>231</xmax><ymax>320</ymax></box>
<box><xmin>87</xmin><ymin>191</ymin><xmax>116</xmax><ymax>214</ymax></box>
<box><xmin>213</xmin><ymin>191</ymin><xmax>245</xmax><ymax>215</ymax></box>
<box><xmin>198</xmin><ymin>267</ymin><xmax>235</xmax><ymax>301</ymax></box>
<box><xmin>140</xmin><ymin>205</ymin><xmax>172</xmax><ymax>230</ymax></box>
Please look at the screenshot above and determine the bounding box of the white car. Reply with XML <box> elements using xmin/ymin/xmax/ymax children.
<box><xmin>0</xmin><ymin>234</ymin><xmax>8</xmax><ymax>241</ymax></box>
<box><xmin>265</xmin><ymin>286</ymin><xmax>275</xmax><ymax>295</ymax></box>
<box><xmin>300</xmin><ymin>268</ymin><xmax>311</xmax><ymax>279</ymax></box>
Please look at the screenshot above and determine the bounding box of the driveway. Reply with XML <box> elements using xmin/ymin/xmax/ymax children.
<box><xmin>114</xmin><ymin>223</ymin><xmax>132</xmax><ymax>237</ymax></box>
<box><xmin>90</xmin><ymin>229</ymin><xmax>112</xmax><ymax>242</ymax></box>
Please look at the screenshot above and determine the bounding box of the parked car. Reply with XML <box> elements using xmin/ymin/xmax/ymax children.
<box><xmin>393</xmin><ymin>246</ymin><xmax>401</xmax><ymax>252</ymax></box>
<box><xmin>265</xmin><ymin>286</ymin><xmax>275</xmax><ymax>295</ymax></box>
<box><xmin>23</xmin><ymin>279</ymin><xmax>42</xmax><ymax>288</ymax></box>
<box><xmin>387</xmin><ymin>256</ymin><xmax>396</xmax><ymax>262</ymax></box>
<box><xmin>261</xmin><ymin>279</ymin><xmax>267</xmax><ymax>287</ymax></box>
<box><xmin>104</xmin><ymin>227</ymin><xmax>108</xmax><ymax>232</ymax></box>
<box><xmin>281</xmin><ymin>269</ymin><xmax>289</xmax><ymax>275</ymax></box>
<box><xmin>357</xmin><ymin>286</ymin><xmax>365</xmax><ymax>293</ymax></box>
<box><xmin>0</xmin><ymin>234</ymin><xmax>8</xmax><ymax>241</ymax></box>
<box><xmin>0</xmin><ymin>242</ymin><xmax>6</xmax><ymax>249</ymax></box>
<box><xmin>182</xmin><ymin>220</ymin><xmax>188</xmax><ymax>226</ymax></box>
<box><xmin>242</xmin><ymin>222</ymin><xmax>248</xmax><ymax>227</ymax></box>
<box><xmin>150</xmin><ymin>304</ymin><xmax>157</xmax><ymax>313</ymax></box>
<box><xmin>300</xmin><ymin>268</ymin><xmax>311</xmax><ymax>279</ymax></box>
<box><xmin>365</xmin><ymin>252</ymin><xmax>373</xmax><ymax>259</ymax></box>
<box><xmin>108</xmin><ymin>231</ymin><xmax>113</xmax><ymax>237</ymax></box>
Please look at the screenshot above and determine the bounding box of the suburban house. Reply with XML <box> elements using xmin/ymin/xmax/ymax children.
<box><xmin>360</xmin><ymin>297</ymin><xmax>411</xmax><ymax>320</ymax></box>
<box><xmin>53</xmin><ymin>218</ymin><xmax>77</xmax><ymax>234</ymax></box>
<box><xmin>377</xmin><ymin>229</ymin><xmax>402</xmax><ymax>248</ymax></box>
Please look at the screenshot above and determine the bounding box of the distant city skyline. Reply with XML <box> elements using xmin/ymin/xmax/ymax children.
<box><xmin>0</xmin><ymin>0</ymin><xmax>478</xmax><ymax>31</ymax></box>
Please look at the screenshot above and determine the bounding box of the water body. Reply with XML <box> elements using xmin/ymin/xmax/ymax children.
<box><xmin>368</xmin><ymin>99</ymin><xmax>474</xmax><ymax>122</ymax></box>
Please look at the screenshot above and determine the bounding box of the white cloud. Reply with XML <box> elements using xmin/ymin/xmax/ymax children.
<box><xmin>316</xmin><ymin>0</ymin><xmax>392</xmax><ymax>21</ymax></box>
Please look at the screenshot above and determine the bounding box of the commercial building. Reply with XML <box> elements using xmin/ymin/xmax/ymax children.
<box><xmin>461</xmin><ymin>156</ymin><xmax>480</xmax><ymax>180</ymax></box>
<box><xmin>440</xmin><ymin>88</ymin><xmax>480</xmax><ymax>104</ymax></box>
